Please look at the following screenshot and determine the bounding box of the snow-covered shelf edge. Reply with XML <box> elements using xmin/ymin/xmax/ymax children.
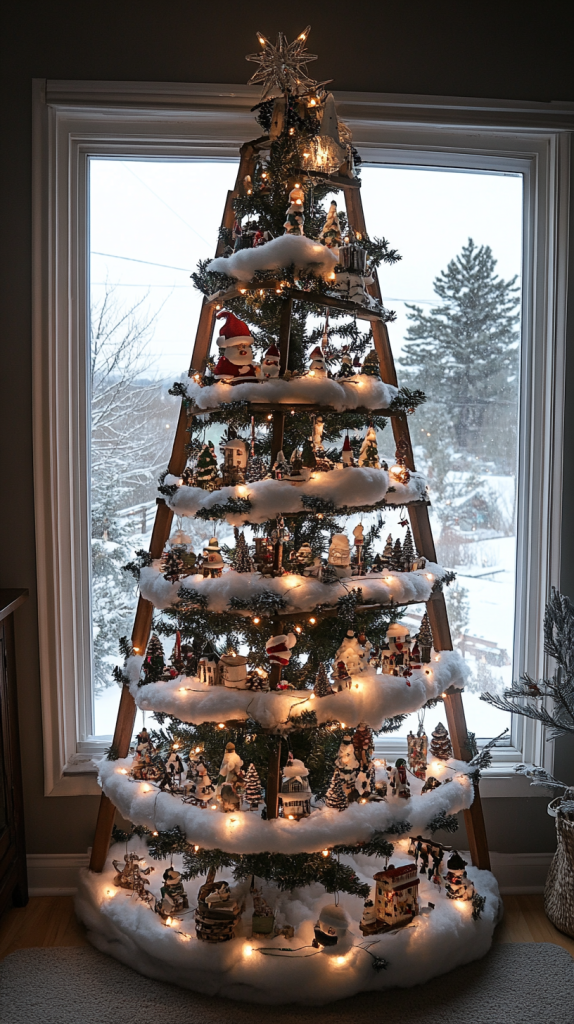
<box><xmin>183</xmin><ymin>374</ymin><xmax>399</xmax><ymax>415</ymax></box>
<box><xmin>139</xmin><ymin>562</ymin><xmax>447</xmax><ymax>616</ymax></box>
<box><xmin>98</xmin><ymin>758</ymin><xmax>474</xmax><ymax>856</ymax></box>
<box><xmin>164</xmin><ymin>465</ymin><xmax>428</xmax><ymax>524</ymax></box>
<box><xmin>127</xmin><ymin>653</ymin><xmax>468</xmax><ymax>732</ymax></box>
<box><xmin>208</xmin><ymin>234</ymin><xmax>340</xmax><ymax>284</ymax></box>
<box><xmin>76</xmin><ymin>840</ymin><xmax>500</xmax><ymax>1004</ymax></box>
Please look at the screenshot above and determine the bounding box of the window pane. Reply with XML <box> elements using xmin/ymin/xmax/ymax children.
<box><xmin>89</xmin><ymin>159</ymin><xmax>239</xmax><ymax>736</ymax></box>
<box><xmin>361</xmin><ymin>166</ymin><xmax>522</xmax><ymax>740</ymax></box>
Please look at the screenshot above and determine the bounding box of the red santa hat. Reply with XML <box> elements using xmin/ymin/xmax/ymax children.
<box><xmin>309</xmin><ymin>346</ymin><xmax>324</xmax><ymax>360</ymax></box>
<box><xmin>265</xmin><ymin>632</ymin><xmax>297</xmax><ymax>666</ymax></box>
<box><xmin>342</xmin><ymin>435</ymin><xmax>352</xmax><ymax>451</ymax></box>
<box><xmin>216</xmin><ymin>310</ymin><xmax>254</xmax><ymax>349</ymax></box>
<box><xmin>264</xmin><ymin>343</ymin><xmax>280</xmax><ymax>359</ymax></box>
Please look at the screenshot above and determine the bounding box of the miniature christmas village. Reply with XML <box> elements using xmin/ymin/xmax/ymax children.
<box><xmin>78</xmin><ymin>28</ymin><xmax>500</xmax><ymax>1005</ymax></box>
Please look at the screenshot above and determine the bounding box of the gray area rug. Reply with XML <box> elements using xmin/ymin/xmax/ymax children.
<box><xmin>0</xmin><ymin>943</ymin><xmax>573</xmax><ymax>1023</ymax></box>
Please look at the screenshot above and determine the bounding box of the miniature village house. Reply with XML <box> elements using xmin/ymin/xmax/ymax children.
<box><xmin>280</xmin><ymin>757</ymin><xmax>312</xmax><ymax>819</ymax></box>
<box><xmin>361</xmin><ymin>863</ymin><xmax>420</xmax><ymax>934</ymax></box>
<box><xmin>222</xmin><ymin>435</ymin><xmax>248</xmax><ymax>486</ymax></box>
<box><xmin>198</xmin><ymin>642</ymin><xmax>220</xmax><ymax>685</ymax></box>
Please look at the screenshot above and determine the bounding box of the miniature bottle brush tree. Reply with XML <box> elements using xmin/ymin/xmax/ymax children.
<box><xmin>79</xmin><ymin>27</ymin><xmax>500</xmax><ymax>1004</ymax></box>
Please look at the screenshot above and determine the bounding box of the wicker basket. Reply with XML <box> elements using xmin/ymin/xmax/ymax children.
<box><xmin>545</xmin><ymin>794</ymin><xmax>574</xmax><ymax>938</ymax></box>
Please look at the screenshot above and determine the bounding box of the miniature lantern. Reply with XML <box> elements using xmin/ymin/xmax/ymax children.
<box><xmin>168</xmin><ymin>528</ymin><xmax>192</xmax><ymax>549</ymax></box>
<box><xmin>220</xmin><ymin>651</ymin><xmax>248</xmax><ymax>689</ymax></box>
<box><xmin>314</xmin><ymin>903</ymin><xmax>352</xmax><ymax>953</ymax></box>
<box><xmin>328</xmin><ymin>534</ymin><xmax>351</xmax><ymax>577</ymax></box>
<box><xmin>301</xmin><ymin>94</ymin><xmax>347</xmax><ymax>174</ymax></box>
<box><xmin>407</xmin><ymin>730</ymin><xmax>428</xmax><ymax>779</ymax></box>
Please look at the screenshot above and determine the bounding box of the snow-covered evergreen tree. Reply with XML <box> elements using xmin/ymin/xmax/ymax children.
<box><xmin>233</xmin><ymin>531</ymin><xmax>254</xmax><ymax>573</ymax></box>
<box><xmin>417</xmin><ymin>611</ymin><xmax>434</xmax><ymax>662</ymax></box>
<box><xmin>142</xmin><ymin>634</ymin><xmax>166</xmax><ymax>684</ymax></box>
<box><xmin>361</xmin><ymin>349</ymin><xmax>381</xmax><ymax>377</ymax></box>
<box><xmin>196</xmin><ymin>443</ymin><xmax>219</xmax><ymax>490</ymax></box>
<box><xmin>313</xmin><ymin>663</ymin><xmax>333</xmax><ymax>697</ymax></box>
<box><xmin>161</xmin><ymin>548</ymin><xmax>184</xmax><ymax>583</ymax></box>
<box><xmin>358</xmin><ymin>426</ymin><xmax>380</xmax><ymax>468</ymax></box>
<box><xmin>244</xmin><ymin>763</ymin><xmax>263</xmax><ymax>809</ymax></box>
<box><xmin>324</xmin><ymin>769</ymin><xmax>348</xmax><ymax>810</ymax></box>
<box><xmin>400</xmin><ymin>238</ymin><xmax>520</xmax><ymax>485</ymax></box>
<box><xmin>319</xmin><ymin>200</ymin><xmax>342</xmax><ymax>248</ymax></box>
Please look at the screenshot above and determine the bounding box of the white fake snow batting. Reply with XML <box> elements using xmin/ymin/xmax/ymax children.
<box><xmin>76</xmin><ymin>838</ymin><xmax>500</xmax><ymax>1004</ymax></box>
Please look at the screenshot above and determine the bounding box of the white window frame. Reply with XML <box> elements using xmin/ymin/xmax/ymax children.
<box><xmin>32</xmin><ymin>80</ymin><xmax>572</xmax><ymax>795</ymax></box>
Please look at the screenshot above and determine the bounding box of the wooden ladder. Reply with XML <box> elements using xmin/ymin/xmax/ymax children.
<box><xmin>89</xmin><ymin>142</ymin><xmax>490</xmax><ymax>873</ymax></box>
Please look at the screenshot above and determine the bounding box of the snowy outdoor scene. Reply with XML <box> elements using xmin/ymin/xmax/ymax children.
<box><xmin>89</xmin><ymin>158</ymin><xmax>522</xmax><ymax>744</ymax></box>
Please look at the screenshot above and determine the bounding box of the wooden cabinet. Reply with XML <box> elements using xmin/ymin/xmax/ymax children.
<box><xmin>0</xmin><ymin>590</ymin><xmax>28</xmax><ymax>916</ymax></box>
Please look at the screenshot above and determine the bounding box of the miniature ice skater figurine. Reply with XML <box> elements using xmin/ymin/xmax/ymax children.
<box><xmin>157</xmin><ymin>867</ymin><xmax>189</xmax><ymax>920</ymax></box>
<box><xmin>213</xmin><ymin>310</ymin><xmax>260</xmax><ymax>383</ymax></box>
<box><xmin>389</xmin><ymin>758</ymin><xmax>411</xmax><ymax>798</ymax></box>
<box><xmin>185</xmin><ymin>764</ymin><xmax>215</xmax><ymax>807</ymax></box>
<box><xmin>166</xmin><ymin>750</ymin><xmax>185</xmax><ymax>786</ymax></box>
<box><xmin>313</xmin><ymin>903</ymin><xmax>352</xmax><ymax>953</ymax></box>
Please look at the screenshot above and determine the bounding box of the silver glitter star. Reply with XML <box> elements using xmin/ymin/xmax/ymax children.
<box><xmin>246</xmin><ymin>27</ymin><xmax>319</xmax><ymax>100</ymax></box>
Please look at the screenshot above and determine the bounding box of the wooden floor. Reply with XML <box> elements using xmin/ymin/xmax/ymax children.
<box><xmin>0</xmin><ymin>894</ymin><xmax>573</xmax><ymax>962</ymax></box>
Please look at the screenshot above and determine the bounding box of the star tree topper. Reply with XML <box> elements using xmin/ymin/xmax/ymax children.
<box><xmin>246</xmin><ymin>27</ymin><xmax>319</xmax><ymax>100</ymax></box>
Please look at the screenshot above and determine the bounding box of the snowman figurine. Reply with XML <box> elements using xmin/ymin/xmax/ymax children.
<box><xmin>213</xmin><ymin>310</ymin><xmax>260</xmax><ymax>383</ymax></box>
<box><xmin>261</xmin><ymin>343</ymin><xmax>281</xmax><ymax>378</ymax></box>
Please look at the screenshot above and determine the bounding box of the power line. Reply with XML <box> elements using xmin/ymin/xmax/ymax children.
<box><xmin>91</xmin><ymin>252</ymin><xmax>192</xmax><ymax>271</ymax></box>
<box><xmin>92</xmin><ymin>281</ymin><xmax>192</xmax><ymax>288</ymax></box>
<box><xmin>122</xmin><ymin>164</ymin><xmax>213</xmax><ymax>248</ymax></box>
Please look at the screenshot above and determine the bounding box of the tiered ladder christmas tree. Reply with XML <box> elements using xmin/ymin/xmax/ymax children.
<box><xmin>81</xmin><ymin>28</ymin><xmax>498</xmax><ymax>1003</ymax></box>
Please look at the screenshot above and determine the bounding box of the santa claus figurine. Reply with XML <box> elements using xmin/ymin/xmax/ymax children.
<box><xmin>213</xmin><ymin>310</ymin><xmax>260</xmax><ymax>383</ymax></box>
<box><xmin>261</xmin><ymin>343</ymin><xmax>281</xmax><ymax>378</ymax></box>
<box><xmin>266</xmin><ymin>632</ymin><xmax>297</xmax><ymax>667</ymax></box>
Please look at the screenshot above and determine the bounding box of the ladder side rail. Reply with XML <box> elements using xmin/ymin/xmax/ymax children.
<box><xmin>89</xmin><ymin>143</ymin><xmax>260</xmax><ymax>872</ymax></box>
<box><xmin>344</xmin><ymin>183</ymin><xmax>491</xmax><ymax>870</ymax></box>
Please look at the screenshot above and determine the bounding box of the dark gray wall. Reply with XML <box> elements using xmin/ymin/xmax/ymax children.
<box><xmin>1</xmin><ymin>0</ymin><xmax>573</xmax><ymax>856</ymax></box>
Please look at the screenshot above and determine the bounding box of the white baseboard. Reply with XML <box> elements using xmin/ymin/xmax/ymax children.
<box><xmin>489</xmin><ymin>851</ymin><xmax>553</xmax><ymax>894</ymax></box>
<box><xmin>27</xmin><ymin>853</ymin><xmax>90</xmax><ymax>895</ymax></box>
<box><xmin>25</xmin><ymin>850</ymin><xmax>555</xmax><ymax>896</ymax></box>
